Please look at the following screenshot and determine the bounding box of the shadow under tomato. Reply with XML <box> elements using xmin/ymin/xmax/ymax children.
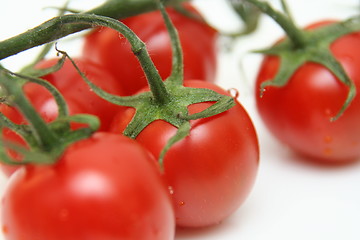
<box><xmin>286</xmin><ymin>149</ymin><xmax>360</xmax><ymax>170</ymax></box>
<box><xmin>174</xmin><ymin>207</ymin><xmax>251</xmax><ymax>239</ymax></box>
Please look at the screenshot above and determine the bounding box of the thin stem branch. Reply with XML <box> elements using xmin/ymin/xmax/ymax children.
<box><xmin>0</xmin><ymin>70</ymin><xmax>58</xmax><ymax>151</ymax></box>
<box><xmin>53</xmin><ymin>14</ymin><xmax>169</xmax><ymax>104</ymax></box>
<box><xmin>0</xmin><ymin>0</ymin><xmax>189</xmax><ymax>61</ymax></box>
<box><xmin>158</xmin><ymin>0</ymin><xmax>184</xmax><ymax>85</ymax></box>
<box><xmin>244</xmin><ymin>0</ymin><xmax>307</xmax><ymax>48</ymax></box>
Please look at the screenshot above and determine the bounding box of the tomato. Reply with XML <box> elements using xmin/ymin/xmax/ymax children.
<box><xmin>255</xmin><ymin>20</ymin><xmax>360</xmax><ymax>162</ymax></box>
<box><xmin>82</xmin><ymin>4</ymin><xmax>218</xmax><ymax>95</ymax></box>
<box><xmin>110</xmin><ymin>80</ymin><xmax>259</xmax><ymax>227</ymax></box>
<box><xmin>1</xmin><ymin>132</ymin><xmax>175</xmax><ymax>240</ymax></box>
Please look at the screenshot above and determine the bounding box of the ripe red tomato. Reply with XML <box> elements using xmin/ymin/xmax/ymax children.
<box><xmin>255</xmin><ymin>20</ymin><xmax>360</xmax><ymax>162</ymax></box>
<box><xmin>1</xmin><ymin>132</ymin><xmax>175</xmax><ymax>240</ymax></box>
<box><xmin>110</xmin><ymin>80</ymin><xmax>259</xmax><ymax>227</ymax></box>
<box><xmin>82</xmin><ymin>4</ymin><xmax>218</xmax><ymax>95</ymax></box>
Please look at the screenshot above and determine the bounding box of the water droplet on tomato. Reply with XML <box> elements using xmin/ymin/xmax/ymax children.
<box><xmin>227</xmin><ymin>88</ymin><xmax>240</xmax><ymax>99</ymax></box>
<box><xmin>168</xmin><ymin>186</ymin><xmax>174</xmax><ymax>195</ymax></box>
<box><xmin>179</xmin><ymin>201</ymin><xmax>185</xmax><ymax>206</ymax></box>
<box><xmin>323</xmin><ymin>148</ymin><xmax>333</xmax><ymax>156</ymax></box>
<box><xmin>59</xmin><ymin>208</ymin><xmax>70</xmax><ymax>221</ymax></box>
<box><xmin>323</xmin><ymin>136</ymin><xmax>333</xmax><ymax>144</ymax></box>
<box><xmin>2</xmin><ymin>225</ymin><xmax>8</xmax><ymax>234</ymax></box>
<box><xmin>325</xmin><ymin>108</ymin><xmax>333</xmax><ymax>116</ymax></box>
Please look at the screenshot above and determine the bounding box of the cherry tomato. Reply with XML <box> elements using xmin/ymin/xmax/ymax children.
<box><xmin>110</xmin><ymin>80</ymin><xmax>259</xmax><ymax>227</ymax></box>
<box><xmin>1</xmin><ymin>132</ymin><xmax>175</xmax><ymax>240</ymax></box>
<box><xmin>82</xmin><ymin>4</ymin><xmax>218</xmax><ymax>95</ymax></box>
<box><xmin>255</xmin><ymin>20</ymin><xmax>360</xmax><ymax>162</ymax></box>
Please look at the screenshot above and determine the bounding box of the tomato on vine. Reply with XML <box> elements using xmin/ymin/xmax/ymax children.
<box><xmin>110</xmin><ymin>80</ymin><xmax>259</xmax><ymax>227</ymax></box>
<box><xmin>0</xmin><ymin>36</ymin><xmax>175</xmax><ymax>240</ymax></box>
<box><xmin>72</xmin><ymin>4</ymin><xmax>259</xmax><ymax>227</ymax></box>
<box><xmin>82</xmin><ymin>3</ymin><xmax>218</xmax><ymax>95</ymax></box>
<box><xmin>246</xmin><ymin>0</ymin><xmax>360</xmax><ymax>162</ymax></box>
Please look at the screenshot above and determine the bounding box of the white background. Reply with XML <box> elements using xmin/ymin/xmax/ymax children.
<box><xmin>1</xmin><ymin>0</ymin><xmax>360</xmax><ymax>240</ymax></box>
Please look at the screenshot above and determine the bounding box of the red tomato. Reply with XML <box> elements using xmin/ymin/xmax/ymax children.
<box><xmin>82</xmin><ymin>4</ymin><xmax>218</xmax><ymax>95</ymax></box>
<box><xmin>1</xmin><ymin>132</ymin><xmax>175</xmax><ymax>240</ymax></box>
<box><xmin>255</xmin><ymin>20</ymin><xmax>360</xmax><ymax>162</ymax></box>
<box><xmin>110</xmin><ymin>80</ymin><xmax>259</xmax><ymax>227</ymax></box>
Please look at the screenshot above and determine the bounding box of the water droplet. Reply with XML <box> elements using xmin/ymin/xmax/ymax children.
<box><xmin>168</xmin><ymin>186</ymin><xmax>174</xmax><ymax>195</ymax></box>
<box><xmin>323</xmin><ymin>136</ymin><xmax>333</xmax><ymax>144</ymax></box>
<box><xmin>2</xmin><ymin>225</ymin><xmax>8</xmax><ymax>234</ymax></box>
<box><xmin>324</xmin><ymin>108</ymin><xmax>333</xmax><ymax>116</ymax></box>
<box><xmin>227</xmin><ymin>88</ymin><xmax>240</xmax><ymax>99</ymax></box>
<box><xmin>323</xmin><ymin>148</ymin><xmax>333</xmax><ymax>156</ymax></box>
<box><xmin>59</xmin><ymin>208</ymin><xmax>69</xmax><ymax>221</ymax></box>
<box><xmin>179</xmin><ymin>201</ymin><xmax>185</xmax><ymax>206</ymax></box>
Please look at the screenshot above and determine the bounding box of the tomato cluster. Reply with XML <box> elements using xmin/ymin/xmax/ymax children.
<box><xmin>2</xmin><ymin>0</ymin><xmax>359</xmax><ymax>239</ymax></box>
<box><xmin>0</xmin><ymin>3</ymin><xmax>259</xmax><ymax>240</ymax></box>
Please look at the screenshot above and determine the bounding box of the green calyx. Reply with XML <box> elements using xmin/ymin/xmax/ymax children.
<box><xmin>0</xmin><ymin>63</ymin><xmax>99</xmax><ymax>166</ymax></box>
<box><xmin>245</xmin><ymin>0</ymin><xmax>359</xmax><ymax>121</ymax></box>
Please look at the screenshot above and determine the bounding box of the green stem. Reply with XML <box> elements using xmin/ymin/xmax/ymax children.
<box><xmin>244</xmin><ymin>0</ymin><xmax>307</xmax><ymax>48</ymax></box>
<box><xmin>159</xmin><ymin>0</ymin><xmax>184</xmax><ymax>85</ymax></box>
<box><xmin>0</xmin><ymin>0</ymin><xmax>189</xmax><ymax>61</ymax></box>
<box><xmin>0</xmin><ymin>71</ymin><xmax>58</xmax><ymax>151</ymax></box>
<box><xmin>51</xmin><ymin>14</ymin><xmax>170</xmax><ymax>104</ymax></box>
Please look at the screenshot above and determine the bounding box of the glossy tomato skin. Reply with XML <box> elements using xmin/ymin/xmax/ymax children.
<box><xmin>256</xmin><ymin>21</ymin><xmax>360</xmax><ymax>162</ymax></box>
<box><xmin>1</xmin><ymin>132</ymin><xmax>175</xmax><ymax>240</ymax></box>
<box><xmin>83</xmin><ymin>4</ymin><xmax>218</xmax><ymax>96</ymax></box>
<box><xmin>110</xmin><ymin>80</ymin><xmax>259</xmax><ymax>227</ymax></box>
